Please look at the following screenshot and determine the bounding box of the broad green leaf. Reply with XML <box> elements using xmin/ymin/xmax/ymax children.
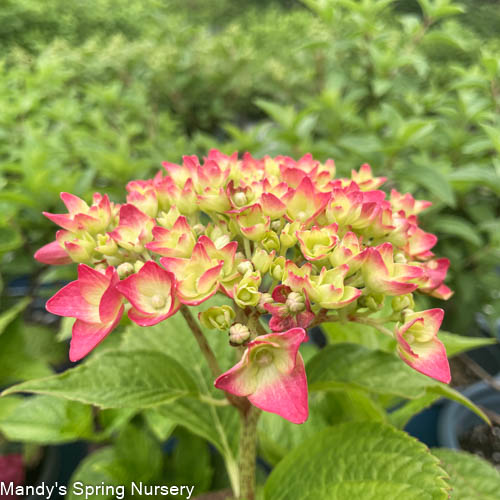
<box><xmin>66</xmin><ymin>448</ymin><xmax>121</xmax><ymax>500</ymax></box>
<box><xmin>0</xmin><ymin>298</ymin><xmax>31</xmax><ymax>336</ymax></box>
<box><xmin>307</xmin><ymin>343</ymin><xmax>434</xmax><ymax>398</ymax></box>
<box><xmin>114</xmin><ymin>422</ymin><xmax>163</xmax><ymax>484</ymax></box>
<box><xmin>96</xmin><ymin>408</ymin><xmax>137</xmax><ymax>440</ymax></box>
<box><xmin>0</xmin><ymin>319</ymin><xmax>53</xmax><ymax>386</ymax></box>
<box><xmin>389</xmin><ymin>393</ymin><xmax>441</xmax><ymax>428</ymax></box>
<box><xmin>439</xmin><ymin>331</ymin><xmax>496</xmax><ymax>358</ymax></box>
<box><xmin>432</xmin><ymin>449</ymin><xmax>500</xmax><ymax>500</ymax></box>
<box><xmin>259</xmin><ymin>390</ymin><xmax>386</xmax><ymax>466</ymax></box>
<box><xmin>307</xmin><ymin>343</ymin><xmax>489</xmax><ymax>423</ymax></box>
<box><xmin>3</xmin><ymin>350</ymin><xmax>198</xmax><ymax>408</ymax></box>
<box><xmin>143</xmin><ymin>409</ymin><xmax>176</xmax><ymax>441</ymax></box>
<box><xmin>0</xmin><ymin>395</ymin><xmax>23</xmax><ymax>419</ymax></box>
<box><xmin>0</xmin><ymin>395</ymin><xmax>93</xmax><ymax>443</ymax></box>
<box><xmin>429</xmin><ymin>216</ymin><xmax>483</xmax><ymax>246</ymax></box>
<box><xmin>264</xmin><ymin>422</ymin><xmax>449</xmax><ymax>500</ymax></box>
<box><xmin>322</xmin><ymin>321</ymin><xmax>395</xmax><ymax>352</ymax></box>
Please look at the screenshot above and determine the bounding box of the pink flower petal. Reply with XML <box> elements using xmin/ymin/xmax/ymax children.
<box><xmin>34</xmin><ymin>240</ymin><xmax>72</xmax><ymax>265</ymax></box>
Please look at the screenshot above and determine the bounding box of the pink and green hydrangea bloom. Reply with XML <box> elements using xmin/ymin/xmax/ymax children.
<box><xmin>38</xmin><ymin>150</ymin><xmax>454</xmax><ymax>429</ymax></box>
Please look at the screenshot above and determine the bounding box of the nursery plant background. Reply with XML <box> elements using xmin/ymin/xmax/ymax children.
<box><xmin>0</xmin><ymin>0</ymin><xmax>499</xmax><ymax>498</ymax></box>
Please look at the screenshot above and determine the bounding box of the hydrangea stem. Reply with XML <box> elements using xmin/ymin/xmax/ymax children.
<box><xmin>180</xmin><ymin>304</ymin><xmax>222</xmax><ymax>377</ymax></box>
<box><xmin>238</xmin><ymin>405</ymin><xmax>261</xmax><ymax>500</ymax></box>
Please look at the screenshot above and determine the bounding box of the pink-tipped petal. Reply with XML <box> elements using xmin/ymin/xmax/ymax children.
<box><xmin>34</xmin><ymin>240</ymin><xmax>72</xmax><ymax>265</ymax></box>
<box><xmin>249</xmin><ymin>353</ymin><xmax>308</xmax><ymax>424</ymax></box>
<box><xmin>46</xmin><ymin>281</ymin><xmax>99</xmax><ymax>323</ymax></box>
<box><xmin>69</xmin><ymin>309</ymin><xmax>123</xmax><ymax>362</ymax></box>
<box><xmin>398</xmin><ymin>337</ymin><xmax>451</xmax><ymax>384</ymax></box>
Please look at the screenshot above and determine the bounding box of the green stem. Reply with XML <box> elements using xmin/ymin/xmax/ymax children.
<box><xmin>238</xmin><ymin>405</ymin><xmax>261</xmax><ymax>500</ymax></box>
<box><xmin>351</xmin><ymin>315</ymin><xmax>395</xmax><ymax>337</ymax></box>
<box><xmin>180</xmin><ymin>305</ymin><xmax>222</xmax><ymax>378</ymax></box>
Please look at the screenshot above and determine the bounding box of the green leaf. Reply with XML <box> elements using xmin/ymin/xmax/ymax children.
<box><xmin>322</xmin><ymin>321</ymin><xmax>395</xmax><ymax>352</ymax></box>
<box><xmin>306</xmin><ymin>343</ymin><xmax>489</xmax><ymax>423</ymax></box>
<box><xmin>255</xmin><ymin>99</ymin><xmax>296</xmax><ymax>129</ymax></box>
<box><xmin>439</xmin><ymin>331</ymin><xmax>496</xmax><ymax>358</ymax></box>
<box><xmin>0</xmin><ymin>298</ymin><xmax>31</xmax><ymax>336</ymax></box>
<box><xmin>432</xmin><ymin>449</ymin><xmax>500</xmax><ymax>500</ymax></box>
<box><xmin>114</xmin><ymin>422</ymin><xmax>163</xmax><ymax>484</ymax></box>
<box><xmin>143</xmin><ymin>408</ymin><xmax>176</xmax><ymax>441</ymax></box>
<box><xmin>66</xmin><ymin>448</ymin><xmax>121</xmax><ymax>500</ymax></box>
<box><xmin>264</xmin><ymin>422</ymin><xmax>449</xmax><ymax>500</ymax></box>
<box><xmin>0</xmin><ymin>395</ymin><xmax>93</xmax><ymax>443</ymax></box>
<box><xmin>307</xmin><ymin>343</ymin><xmax>434</xmax><ymax>398</ymax></box>
<box><xmin>3</xmin><ymin>350</ymin><xmax>198</xmax><ymax>408</ymax></box>
<box><xmin>0</xmin><ymin>225</ymin><xmax>23</xmax><ymax>253</ymax></box>
<box><xmin>0</xmin><ymin>319</ymin><xmax>53</xmax><ymax>386</ymax></box>
<box><xmin>448</xmin><ymin>165</ymin><xmax>500</xmax><ymax>194</ymax></box>
<box><xmin>259</xmin><ymin>391</ymin><xmax>386</xmax><ymax>467</ymax></box>
<box><xmin>389</xmin><ymin>393</ymin><xmax>442</xmax><ymax>429</ymax></box>
<box><xmin>429</xmin><ymin>215</ymin><xmax>483</xmax><ymax>246</ymax></box>
<box><xmin>399</xmin><ymin>164</ymin><xmax>456</xmax><ymax>207</ymax></box>
<box><xmin>0</xmin><ymin>395</ymin><xmax>23</xmax><ymax>420</ymax></box>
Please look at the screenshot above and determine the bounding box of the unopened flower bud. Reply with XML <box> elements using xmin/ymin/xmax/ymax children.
<box><xmin>261</xmin><ymin>231</ymin><xmax>280</xmax><ymax>252</ymax></box>
<box><xmin>157</xmin><ymin>206</ymin><xmax>181</xmax><ymax>228</ymax></box>
<box><xmin>252</xmin><ymin>249</ymin><xmax>274</xmax><ymax>274</ymax></box>
<box><xmin>392</xmin><ymin>294</ymin><xmax>415</xmax><ymax>312</ymax></box>
<box><xmin>257</xmin><ymin>292</ymin><xmax>273</xmax><ymax>313</ymax></box>
<box><xmin>117</xmin><ymin>262</ymin><xmax>135</xmax><ymax>279</ymax></box>
<box><xmin>199</xmin><ymin>305</ymin><xmax>236</xmax><ymax>331</ymax></box>
<box><xmin>96</xmin><ymin>234</ymin><xmax>118</xmax><ymax>256</ymax></box>
<box><xmin>270</xmin><ymin>256</ymin><xmax>286</xmax><ymax>281</ymax></box>
<box><xmin>286</xmin><ymin>292</ymin><xmax>306</xmax><ymax>313</ymax></box>
<box><xmin>234</xmin><ymin>272</ymin><xmax>262</xmax><ymax>308</ymax></box>
<box><xmin>192</xmin><ymin>224</ymin><xmax>205</xmax><ymax>236</ymax></box>
<box><xmin>233</xmin><ymin>192</ymin><xmax>248</xmax><ymax>207</ymax></box>
<box><xmin>229</xmin><ymin>323</ymin><xmax>250</xmax><ymax>346</ymax></box>
<box><xmin>134</xmin><ymin>260</ymin><xmax>145</xmax><ymax>273</ymax></box>
<box><xmin>271</xmin><ymin>220</ymin><xmax>283</xmax><ymax>232</ymax></box>
<box><xmin>280</xmin><ymin>222</ymin><xmax>300</xmax><ymax>248</ymax></box>
<box><xmin>237</xmin><ymin>261</ymin><xmax>254</xmax><ymax>275</ymax></box>
<box><xmin>359</xmin><ymin>292</ymin><xmax>384</xmax><ymax>311</ymax></box>
<box><xmin>94</xmin><ymin>263</ymin><xmax>108</xmax><ymax>272</ymax></box>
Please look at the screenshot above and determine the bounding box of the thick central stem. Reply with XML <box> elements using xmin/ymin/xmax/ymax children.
<box><xmin>238</xmin><ymin>405</ymin><xmax>261</xmax><ymax>500</ymax></box>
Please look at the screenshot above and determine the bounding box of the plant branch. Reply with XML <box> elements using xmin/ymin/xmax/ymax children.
<box><xmin>180</xmin><ymin>305</ymin><xmax>222</xmax><ymax>378</ymax></box>
<box><xmin>350</xmin><ymin>315</ymin><xmax>395</xmax><ymax>337</ymax></box>
<box><xmin>238</xmin><ymin>405</ymin><xmax>261</xmax><ymax>500</ymax></box>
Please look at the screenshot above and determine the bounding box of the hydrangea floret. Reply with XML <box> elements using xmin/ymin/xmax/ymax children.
<box><xmin>37</xmin><ymin>150</ymin><xmax>453</xmax><ymax>499</ymax></box>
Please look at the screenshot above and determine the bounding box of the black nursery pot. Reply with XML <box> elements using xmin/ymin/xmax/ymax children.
<box><xmin>437</xmin><ymin>377</ymin><xmax>500</xmax><ymax>450</ymax></box>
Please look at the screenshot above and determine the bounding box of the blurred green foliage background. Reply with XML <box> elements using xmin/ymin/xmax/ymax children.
<box><xmin>0</xmin><ymin>0</ymin><xmax>499</xmax><ymax>492</ymax></box>
<box><xmin>0</xmin><ymin>0</ymin><xmax>499</xmax><ymax>341</ymax></box>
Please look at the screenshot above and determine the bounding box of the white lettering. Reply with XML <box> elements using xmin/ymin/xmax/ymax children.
<box><xmin>131</xmin><ymin>482</ymin><xmax>143</xmax><ymax>495</ymax></box>
<box><xmin>46</xmin><ymin>483</ymin><xmax>55</xmax><ymax>499</ymax></box>
<box><xmin>185</xmin><ymin>486</ymin><xmax>195</xmax><ymax>499</ymax></box>
<box><xmin>73</xmin><ymin>482</ymin><xmax>84</xmax><ymax>496</ymax></box>
<box><xmin>0</xmin><ymin>482</ymin><xmax>14</xmax><ymax>496</ymax></box>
